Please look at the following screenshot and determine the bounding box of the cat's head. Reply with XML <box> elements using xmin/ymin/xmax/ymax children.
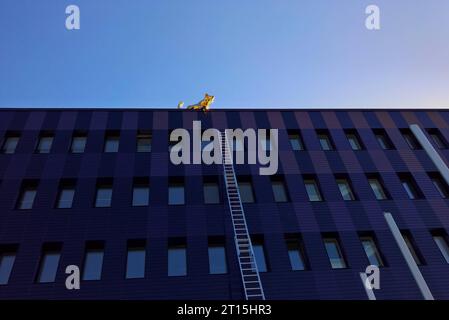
<box><xmin>204</xmin><ymin>94</ymin><xmax>215</xmax><ymax>105</ymax></box>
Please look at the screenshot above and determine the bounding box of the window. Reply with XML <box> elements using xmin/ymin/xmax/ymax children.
<box><xmin>336</xmin><ymin>176</ymin><xmax>356</xmax><ymax>201</ymax></box>
<box><xmin>201</xmin><ymin>139</ymin><xmax>213</xmax><ymax>152</ymax></box>
<box><xmin>168</xmin><ymin>240</ymin><xmax>187</xmax><ymax>276</ymax></box>
<box><xmin>104</xmin><ymin>132</ymin><xmax>120</xmax><ymax>153</ymax></box>
<box><xmin>252</xmin><ymin>238</ymin><xmax>268</xmax><ymax>272</ymax></box>
<box><xmin>402</xmin><ymin>232</ymin><xmax>424</xmax><ymax>266</ymax></box>
<box><xmin>95</xmin><ymin>181</ymin><xmax>113</xmax><ymax>207</ymax></box>
<box><xmin>168</xmin><ymin>180</ymin><xmax>185</xmax><ymax>205</ymax></box>
<box><xmin>360</xmin><ymin>235</ymin><xmax>384</xmax><ymax>267</ymax></box>
<box><xmin>132</xmin><ymin>178</ymin><xmax>150</xmax><ymax>207</ymax></box>
<box><xmin>0</xmin><ymin>245</ymin><xmax>17</xmax><ymax>285</ymax></box>
<box><xmin>169</xmin><ymin>134</ymin><xmax>180</xmax><ymax>152</ymax></box>
<box><xmin>137</xmin><ymin>131</ymin><xmax>152</xmax><ymax>153</ymax></box>
<box><xmin>285</xmin><ymin>235</ymin><xmax>308</xmax><ymax>271</ymax></box>
<box><xmin>203</xmin><ymin>180</ymin><xmax>220</xmax><ymax>204</ymax></box>
<box><xmin>317</xmin><ymin>130</ymin><xmax>334</xmax><ymax>151</ymax></box>
<box><xmin>401</xmin><ymin>129</ymin><xmax>422</xmax><ymax>150</ymax></box>
<box><xmin>367</xmin><ymin>174</ymin><xmax>389</xmax><ymax>200</ymax></box>
<box><xmin>399</xmin><ymin>173</ymin><xmax>423</xmax><ymax>200</ymax></box>
<box><xmin>56</xmin><ymin>184</ymin><xmax>75</xmax><ymax>209</ymax></box>
<box><xmin>232</xmin><ymin>138</ymin><xmax>244</xmax><ymax>152</ymax></box>
<box><xmin>71</xmin><ymin>134</ymin><xmax>87</xmax><ymax>153</ymax></box>
<box><xmin>208</xmin><ymin>238</ymin><xmax>227</xmax><ymax>274</ymax></box>
<box><xmin>271</xmin><ymin>177</ymin><xmax>289</xmax><ymax>203</ymax></box>
<box><xmin>17</xmin><ymin>181</ymin><xmax>38</xmax><ymax>210</ymax></box>
<box><xmin>288</xmin><ymin>131</ymin><xmax>305</xmax><ymax>151</ymax></box>
<box><xmin>36</xmin><ymin>134</ymin><xmax>54</xmax><ymax>154</ymax></box>
<box><xmin>427</xmin><ymin>129</ymin><xmax>448</xmax><ymax>149</ymax></box>
<box><xmin>238</xmin><ymin>178</ymin><xmax>255</xmax><ymax>203</ymax></box>
<box><xmin>432</xmin><ymin>231</ymin><xmax>449</xmax><ymax>264</ymax></box>
<box><xmin>323</xmin><ymin>237</ymin><xmax>347</xmax><ymax>269</ymax></box>
<box><xmin>373</xmin><ymin>129</ymin><xmax>394</xmax><ymax>150</ymax></box>
<box><xmin>260</xmin><ymin>135</ymin><xmax>272</xmax><ymax>152</ymax></box>
<box><xmin>304</xmin><ymin>177</ymin><xmax>323</xmax><ymax>202</ymax></box>
<box><xmin>345</xmin><ymin>130</ymin><xmax>364</xmax><ymax>150</ymax></box>
<box><xmin>126</xmin><ymin>240</ymin><xmax>146</xmax><ymax>279</ymax></box>
<box><xmin>1</xmin><ymin>133</ymin><xmax>20</xmax><ymax>154</ymax></box>
<box><xmin>82</xmin><ymin>242</ymin><xmax>104</xmax><ymax>281</ymax></box>
<box><xmin>429</xmin><ymin>172</ymin><xmax>449</xmax><ymax>198</ymax></box>
<box><xmin>36</xmin><ymin>243</ymin><xmax>62</xmax><ymax>283</ymax></box>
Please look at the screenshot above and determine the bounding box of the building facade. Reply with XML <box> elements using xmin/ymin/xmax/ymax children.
<box><xmin>1</xmin><ymin>108</ymin><xmax>449</xmax><ymax>300</ymax></box>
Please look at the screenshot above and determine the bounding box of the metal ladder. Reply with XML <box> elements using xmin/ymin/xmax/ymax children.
<box><xmin>220</xmin><ymin>131</ymin><xmax>266</xmax><ymax>300</ymax></box>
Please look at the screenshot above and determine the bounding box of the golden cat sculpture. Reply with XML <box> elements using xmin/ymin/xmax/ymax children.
<box><xmin>178</xmin><ymin>94</ymin><xmax>215</xmax><ymax>113</ymax></box>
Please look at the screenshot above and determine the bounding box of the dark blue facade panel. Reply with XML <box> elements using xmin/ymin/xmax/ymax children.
<box><xmin>1</xmin><ymin>109</ymin><xmax>449</xmax><ymax>300</ymax></box>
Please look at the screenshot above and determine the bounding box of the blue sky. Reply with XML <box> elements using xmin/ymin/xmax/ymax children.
<box><xmin>1</xmin><ymin>0</ymin><xmax>449</xmax><ymax>109</ymax></box>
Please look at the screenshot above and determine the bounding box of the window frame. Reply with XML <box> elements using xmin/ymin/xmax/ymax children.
<box><xmin>323</xmin><ymin>237</ymin><xmax>347</xmax><ymax>269</ymax></box>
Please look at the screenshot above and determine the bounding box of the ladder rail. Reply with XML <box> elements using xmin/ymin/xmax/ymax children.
<box><xmin>220</xmin><ymin>131</ymin><xmax>266</xmax><ymax>300</ymax></box>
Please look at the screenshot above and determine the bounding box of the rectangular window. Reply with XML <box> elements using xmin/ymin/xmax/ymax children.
<box><xmin>168</xmin><ymin>240</ymin><xmax>187</xmax><ymax>276</ymax></box>
<box><xmin>132</xmin><ymin>178</ymin><xmax>150</xmax><ymax>207</ymax></box>
<box><xmin>399</xmin><ymin>173</ymin><xmax>423</xmax><ymax>200</ymax></box>
<box><xmin>126</xmin><ymin>240</ymin><xmax>146</xmax><ymax>279</ymax></box>
<box><xmin>373</xmin><ymin>129</ymin><xmax>394</xmax><ymax>150</ymax></box>
<box><xmin>427</xmin><ymin>129</ymin><xmax>448</xmax><ymax>149</ymax></box>
<box><xmin>169</xmin><ymin>134</ymin><xmax>179</xmax><ymax>152</ymax></box>
<box><xmin>70</xmin><ymin>134</ymin><xmax>87</xmax><ymax>153</ymax></box>
<box><xmin>336</xmin><ymin>176</ymin><xmax>356</xmax><ymax>201</ymax></box>
<box><xmin>104</xmin><ymin>132</ymin><xmax>120</xmax><ymax>153</ymax></box>
<box><xmin>429</xmin><ymin>172</ymin><xmax>449</xmax><ymax>198</ymax></box>
<box><xmin>360</xmin><ymin>235</ymin><xmax>384</xmax><ymax>267</ymax></box>
<box><xmin>252</xmin><ymin>238</ymin><xmax>268</xmax><ymax>272</ymax></box>
<box><xmin>95</xmin><ymin>180</ymin><xmax>113</xmax><ymax>208</ymax></box>
<box><xmin>323</xmin><ymin>236</ymin><xmax>347</xmax><ymax>269</ymax></box>
<box><xmin>402</xmin><ymin>232</ymin><xmax>424</xmax><ymax>266</ymax></box>
<box><xmin>201</xmin><ymin>139</ymin><xmax>214</xmax><ymax>153</ymax></box>
<box><xmin>317</xmin><ymin>130</ymin><xmax>334</xmax><ymax>151</ymax></box>
<box><xmin>208</xmin><ymin>238</ymin><xmax>227</xmax><ymax>274</ymax></box>
<box><xmin>203</xmin><ymin>180</ymin><xmax>220</xmax><ymax>204</ymax></box>
<box><xmin>137</xmin><ymin>131</ymin><xmax>152</xmax><ymax>153</ymax></box>
<box><xmin>36</xmin><ymin>243</ymin><xmax>62</xmax><ymax>283</ymax></box>
<box><xmin>168</xmin><ymin>180</ymin><xmax>185</xmax><ymax>205</ymax></box>
<box><xmin>1</xmin><ymin>133</ymin><xmax>20</xmax><ymax>154</ymax></box>
<box><xmin>304</xmin><ymin>177</ymin><xmax>323</xmax><ymax>202</ymax></box>
<box><xmin>288</xmin><ymin>131</ymin><xmax>305</xmax><ymax>151</ymax></box>
<box><xmin>36</xmin><ymin>134</ymin><xmax>54</xmax><ymax>154</ymax></box>
<box><xmin>56</xmin><ymin>183</ymin><xmax>75</xmax><ymax>209</ymax></box>
<box><xmin>285</xmin><ymin>235</ymin><xmax>308</xmax><ymax>271</ymax></box>
<box><xmin>432</xmin><ymin>231</ymin><xmax>449</xmax><ymax>264</ymax></box>
<box><xmin>0</xmin><ymin>245</ymin><xmax>18</xmax><ymax>285</ymax></box>
<box><xmin>401</xmin><ymin>129</ymin><xmax>422</xmax><ymax>150</ymax></box>
<box><xmin>367</xmin><ymin>174</ymin><xmax>389</xmax><ymax>200</ymax></box>
<box><xmin>17</xmin><ymin>181</ymin><xmax>38</xmax><ymax>210</ymax></box>
<box><xmin>271</xmin><ymin>177</ymin><xmax>289</xmax><ymax>203</ymax></box>
<box><xmin>345</xmin><ymin>130</ymin><xmax>364</xmax><ymax>150</ymax></box>
<box><xmin>82</xmin><ymin>242</ymin><xmax>104</xmax><ymax>281</ymax></box>
<box><xmin>238</xmin><ymin>178</ymin><xmax>255</xmax><ymax>203</ymax></box>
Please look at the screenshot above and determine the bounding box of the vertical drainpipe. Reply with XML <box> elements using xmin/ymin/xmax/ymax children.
<box><xmin>409</xmin><ymin>124</ymin><xmax>449</xmax><ymax>186</ymax></box>
<box><xmin>384</xmin><ymin>212</ymin><xmax>434</xmax><ymax>300</ymax></box>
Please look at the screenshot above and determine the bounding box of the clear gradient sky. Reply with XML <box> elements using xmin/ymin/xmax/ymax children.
<box><xmin>1</xmin><ymin>0</ymin><xmax>449</xmax><ymax>109</ymax></box>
